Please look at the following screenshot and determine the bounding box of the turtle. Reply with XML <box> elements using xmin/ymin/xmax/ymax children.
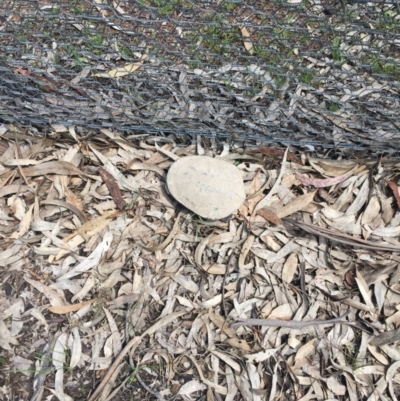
<box><xmin>166</xmin><ymin>155</ymin><xmax>245</xmax><ymax>220</ymax></box>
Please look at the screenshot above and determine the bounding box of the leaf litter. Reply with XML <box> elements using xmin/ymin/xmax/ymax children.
<box><xmin>0</xmin><ymin>126</ymin><xmax>400</xmax><ymax>400</ymax></box>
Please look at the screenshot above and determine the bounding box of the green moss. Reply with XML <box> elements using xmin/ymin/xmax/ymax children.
<box><xmin>73</xmin><ymin>4</ymin><xmax>83</xmax><ymax>14</ymax></box>
<box><xmin>327</xmin><ymin>102</ymin><xmax>340</xmax><ymax>112</ymax></box>
<box><xmin>331</xmin><ymin>37</ymin><xmax>344</xmax><ymax>62</ymax></box>
<box><xmin>222</xmin><ymin>1</ymin><xmax>236</xmax><ymax>11</ymax></box>
<box><xmin>299</xmin><ymin>69</ymin><xmax>315</xmax><ymax>84</ymax></box>
<box><xmin>89</xmin><ymin>34</ymin><xmax>104</xmax><ymax>46</ymax></box>
<box><xmin>149</xmin><ymin>0</ymin><xmax>192</xmax><ymax>15</ymax></box>
<box><xmin>366</xmin><ymin>55</ymin><xmax>400</xmax><ymax>79</ymax></box>
<box><xmin>376</xmin><ymin>9</ymin><xmax>398</xmax><ymax>30</ymax></box>
<box><xmin>274</xmin><ymin>74</ymin><xmax>287</xmax><ymax>89</ymax></box>
<box><xmin>190</xmin><ymin>19</ymin><xmax>242</xmax><ymax>56</ymax></box>
<box><xmin>68</xmin><ymin>48</ymin><xmax>84</xmax><ymax>67</ymax></box>
<box><xmin>342</xmin><ymin>345</ymin><xmax>362</xmax><ymax>370</ymax></box>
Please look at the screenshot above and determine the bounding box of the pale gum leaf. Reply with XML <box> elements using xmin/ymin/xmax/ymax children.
<box><xmin>57</xmin><ymin>231</ymin><xmax>113</xmax><ymax>280</ymax></box>
<box><xmin>127</xmin><ymin>161</ymin><xmax>166</xmax><ymax>179</ymax></box>
<box><xmin>103</xmin><ymin>335</ymin><xmax>113</xmax><ymax>359</ymax></box>
<box><xmin>246</xmin><ymin>172</ymin><xmax>263</xmax><ymax>213</ymax></box>
<box><xmin>203</xmin><ymin>378</ymin><xmax>228</xmax><ymax>395</ymax></box>
<box><xmin>236</xmin><ymin>374</ymin><xmax>254</xmax><ymax>401</ymax></box>
<box><xmin>24</xmin><ymin>276</ymin><xmax>65</xmax><ymax>306</ymax></box>
<box><xmin>345</xmin><ymin>176</ymin><xmax>369</xmax><ymax>215</ymax></box>
<box><xmin>225</xmin><ymin>337</ymin><xmax>252</xmax><ymax>353</ymax></box>
<box><xmin>209</xmin><ymin>232</ymin><xmax>235</xmax><ymax>244</ymax></box>
<box><xmin>208</xmin><ymin>312</ymin><xmax>237</xmax><ymax>338</ymax></box>
<box><xmin>367</xmin><ymin>345</ymin><xmax>389</xmax><ymax>366</ymax></box>
<box><xmin>361</xmin><ymin>195</ymin><xmax>380</xmax><ymax>224</ymax></box>
<box><xmin>68</xmin><ymin>126</ymin><xmax>78</xmax><ymax>142</ymax></box>
<box><xmin>210</xmin><ymin>353</ymin><xmax>219</xmax><ymax>383</ymax></box>
<box><xmin>0</xmin><ymin>320</ymin><xmax>19</xmax><ymax>350</ymax></box>
<box><xmin>287</xmin><ymin>336</ymin><xmax>301</xmax><ymax>348</ymax></box>
<box><xmin>47</xmin><ymin>383</ymin><xmax>74</xmax><ymax>401</ymax></box>
<box><xmin>48</xmin><ymin>299</ymin><xmax>96</xmax><ymax>314</ymax></box>
<box><xmin>175</xmin><ymin>295</ymin><xmax>196</xmax><ymax>309</ymax></box>
<box><xmin>100</xmin><ymin>128</ymin><xmax>137</xmax><ymax>152</ymax></box>
<box><xmin>254</xmin><ymin>148</ymin><xmax>289</xmax><ymax>212</ymax></box>
<box><xmin>260</xmin><ymin>234</ymin><xmax>281</xmax><ymax>251</ymax></box>
<box><xmin>98</xmin><ymin>363</ymin><xmax>125</xmax><ymax>401</ymax></box>
<box><xmin>343</xmin><ymin>373</ymin><xmax>359</xmax><ymax>401</ymax></box>
<box><xmin>386</xmin><ymin>360</ymin><xmax>400</xmax><ymax>401</ymax></box>
<box><xmin>266</xmin><ymin>240</ymin><xmax>299</xmax><ymax>264</ymax></box>
<box><xmin>28</xmin><ymin>308</ymin><xmax>49</xmax><ymax>334</ymax></box>
<box><xmin>103</xmin><ymin>307</ymin><xmax>122</xmax><ymax>356</ymax></box>
<box><xmin>333</xmin><ymin>181</ymin><xmax>355</xmax><ymax>211</ymax></box>
<box><xmin>240</xmin><ymin>26</ymin><xmax>254</xmax><ymax>54</ymax></box>
<box><xmin>225</xmin><ymin>365</ymin><xmax>238</xmax><ymax>401</ymax></box>
<box><xmin>9</xmin><ymin>196</ymin><xmax>26</xmax><ymax>221</ymax></box>
<box><xmin>267</xmin><ymin>303</ymin><xmax>293</xmax><ymax>320</ymax></box>
<box><xmin>141</xmin><ymin>213</ymin><xmax>181</xmax><ymax>252</ymax></box>
<box><xmin>238</xmin><ymin>235</ymin><xmax>255</xmax><ymax>278</ymax></box>
<box><xmin>355</xmin><ymin>270</ymin><xmax>375</xmax><ymax>309</ymax></box>
<box><xmin>202</xmin><ymin>264</ymin><xmax>231</xmax><ymax>274</ymax></box>
<box><xmin>65</xmin><ymin>186</ymin><xmax>85</xmax><ymax>213</ymax></box>
<box><xmin>55</xmin><ymin>212</ymin><xmax>116</xmax><ymax>260</ymax></box>
<box><xmin>10</xmin><ymin>203</ymin><xmax>34</xmax><ymax>239</ymax></box>
<box><xmin>178</xmin><ymin>380</ymin><xmax>207</xmax><ymax>395</ymax></box>
<box><xmin>53</xmin><ymin>332</ymin><xmax>68</xmax><ymax>370</ymax></box>
<box><xmin>295</xmin><ymin>165</ymin><xmax>358</xmax><ymax>188</ymax></box>
<box><xmin>374</xmin><ymin>280</ymin><xmax>387</xmax><ymax>313</ymax></box>
<box><xmin>71</xmin><ymin>275</ymin><xmax>96</xmax><ymax>302</ymax></box>
<box><xmin>354</xmin><ymin>365</ymin><xmax>385</xmax><ymax>376</ymax></box>
<box><xmin>276</xmin><ymin>190</ymin><xmax>317</xmax><ymax>218</ymax></box>
<box><xmin>173</xmin><ymin>274</ymin><xmax>199</xmax><ymax>293</ymax></box>
<box><xmin>282</xmin><ymin>253</ymin><xmax>298</xmax><ymax>283</ymax></box>
<box><xmin>247</xmin><ymin>362</ymin><xmax>262</xmax><ymax>401</ymax></box>
<box><xmin>326</xmin><ymin>376</ymin><xmax>346</xmax><ymax>396</ymax></box>
<box><xmin>4</xmin><ymin>159</ymin><xmax>40</xmax><ymax>166</ymax></box>
<box><xmin>199</xmin><ymin>291</ymin><xmax>235</xmax><ymax>308</ymax></box>
<box><xmin>142</xmin><ymin>311</ymin><xmax>187</xmax><ymax>337</ymax></box>
<box><xmin>22</xmin><ymin>160</ymin><xmax>84</xmax><ymax>177</ymax></box>
<box><xmin>70</xmin><ymin>326</ymin><xmax>82</xmax><ymax>368</ymax></box>
<box><xmin>293</xmin><ymin>339</ymin><xmax>316</xmax><ymax>370</ymax></box>
<box><xmin>245</xmin><ymin>348</ymin><xmax>280</xmax><ymax>363</ymax></box>
<box><xmin>369</xmin><ymin>224</ymin><xmax>400</xmax><ymax>237</ymax></box>
<box><xmin>93</xmin><ymin>55</ymin><xmax>147</xmax><ymax>78</ymax></box>
<box><xmin>89</xmin><ymin>143</ymin><xmax>109</xmax><ymax>164</ymax></box>
<box><xmin>195</xmin><ymin>232</ymin><xmax>214</xmax><ymax>266</ymax></box>
<box><xmin>155</xmin><ymin>142</ymin><xmax>180</xmax><ymax>160</ymax></box>
<box><xmin>209</xmin><ymin>349</ymin><xmax>241</xmax><ymax>373</ymax></box>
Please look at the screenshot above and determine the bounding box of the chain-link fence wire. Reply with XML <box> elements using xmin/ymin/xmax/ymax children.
<box><xmin>0</xmin><ymin>0</ymin><xmax>399</xmax><ymax>150</ymax></box>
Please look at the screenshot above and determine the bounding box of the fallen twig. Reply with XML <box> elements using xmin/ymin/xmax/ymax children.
<box><xmin>88</xmin><ymin>311</ymin><xmax>186</xmax><ymax>401</ymax></box>
<box><xmin>283</xmin><ymin>218</ymin><xmax>400</xmax><ymax>252</ymax></box>
<box><xmin>232</xmin><ymin>312</ymin><xmax>350</xmax><ymax>328</ymax></box>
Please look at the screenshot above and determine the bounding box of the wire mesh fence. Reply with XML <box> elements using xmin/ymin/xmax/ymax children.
<box><xmin>0</xmin><ymin>0</ymin><xmax>399</xmax><ymax>150</ymax></box>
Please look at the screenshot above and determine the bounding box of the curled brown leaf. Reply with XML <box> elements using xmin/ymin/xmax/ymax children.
<box><xmin>98</xmin><ymin>167</ymin><xmax>125</xmax><ymax>210</ymax></box>
<box><xmin>295</xmin><ymin>165</ymin><xmax>358</xmax><ymax>188</ymax></box>
<box><xmin>384</xmin><ymin>179</ymin><xmax>400</xmax><ymax>209</ymax></box>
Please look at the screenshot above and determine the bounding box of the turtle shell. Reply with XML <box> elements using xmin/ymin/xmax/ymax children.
<box><xmin>167</xmin><ymin>155</ymin><xmax>245</xmax><ymax>220</ymax></box>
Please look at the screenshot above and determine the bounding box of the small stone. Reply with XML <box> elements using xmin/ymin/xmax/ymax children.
<box><xmin>167</xmin><ymin>155</ymin><xmax>245</xmax><ymax>220</ymax></box>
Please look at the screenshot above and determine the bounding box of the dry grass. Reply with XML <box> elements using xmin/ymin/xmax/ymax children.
<box><xmin>0</xmin><ymin>125</ymin><xmax>400</xmax><ymax>401</ymax></box>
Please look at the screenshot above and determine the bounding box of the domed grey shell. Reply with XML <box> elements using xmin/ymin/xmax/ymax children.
<box><xmin>167</xmin><ymin>156</ymin><xmax>245</xmax><ymax>220</ymax></box>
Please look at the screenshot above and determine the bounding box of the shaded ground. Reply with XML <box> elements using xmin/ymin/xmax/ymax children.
<box><xmin>0</xmin><ymin>0</ymin><xmax>400</xmax><ymax>149</ymax></box>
